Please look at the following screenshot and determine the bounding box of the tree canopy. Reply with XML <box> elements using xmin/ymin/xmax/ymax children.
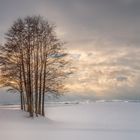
<box><xmin>0</xmin><ymin>16</ymin><xmax>68</xmax><ymax>117</ymax></box>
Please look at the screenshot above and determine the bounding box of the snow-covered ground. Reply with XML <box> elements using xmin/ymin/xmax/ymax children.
<box><xmin>0</xmin><ymin>102</ymin><xmax>140</xmax><ymax>140</ymax></box>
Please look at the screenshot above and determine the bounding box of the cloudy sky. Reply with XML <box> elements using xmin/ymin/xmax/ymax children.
<box><xmin>0</xmin><ymin>0</ymin><xmax>140</xmax><ymax>99</ymax></box>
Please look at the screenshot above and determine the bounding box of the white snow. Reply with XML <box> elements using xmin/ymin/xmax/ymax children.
<box><xmin>0</xmin><ymin>102</ymin><xmax>140</xmax><ymax>140</ymax></box>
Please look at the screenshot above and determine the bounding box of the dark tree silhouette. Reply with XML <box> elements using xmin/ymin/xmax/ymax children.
<box><xmin>0</xmin><ymin>16</ymin><xmax>68</xmax><ymax>117</ymax></box>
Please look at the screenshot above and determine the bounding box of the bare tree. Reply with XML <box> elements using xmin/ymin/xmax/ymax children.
<box><xmin>0</xmin><ymin>16</ymin><xmax>68</xmax><ymax>117</ymax></box>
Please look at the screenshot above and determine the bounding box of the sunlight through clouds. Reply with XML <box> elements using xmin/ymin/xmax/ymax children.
<box><xmin>0</xmin><ymin>0</ymin><xmax>140</xmax><ymax>99</ymax></box>
<box><xmin>65</xmin><ymin>42</ymin><xmax>140</xmax><ymax>98</ymax></box>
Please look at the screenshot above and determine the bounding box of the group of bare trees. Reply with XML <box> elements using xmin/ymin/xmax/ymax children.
<box><xmin>0</xmin><ymin>16</ymin><xmax>68</xmax><ymax>117</ymax></box>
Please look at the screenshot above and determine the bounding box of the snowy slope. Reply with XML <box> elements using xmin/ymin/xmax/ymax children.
<box><xmin>0</xmin><ymin>102</ymin><xmax>140</xmax><ymax>140</ymax></box>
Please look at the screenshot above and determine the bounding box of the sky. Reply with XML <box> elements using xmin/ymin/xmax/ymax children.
<box><xmin>0</xmin><ymin>0</ymin><xmax>140</xmax><ymax>99</ymax></box>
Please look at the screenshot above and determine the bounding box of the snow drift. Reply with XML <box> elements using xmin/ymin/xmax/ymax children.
<box><xmin>0</xmin><ymin>102</ymin><xmax>140</xmax><ymax>140</ymax></box>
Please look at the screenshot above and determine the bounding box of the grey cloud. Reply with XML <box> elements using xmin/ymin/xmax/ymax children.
<box><xmin>44</xmin><ymin>0</ymin><xmax>140</xmax><ymax>46</ymax></box>
<box><xmin>0</xmin><ymin>0</ymin><xmax>140</xmax><ymax>99</ymax></box>
<box><xmin>116</xmin><ymin>76</ymin><xmax>128</xmax><ymax>82</ymax></box>
<box><xmin>0</xmin><ymin>0</ymin><xmax>140</xmax><ymax>46</ymax></box>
